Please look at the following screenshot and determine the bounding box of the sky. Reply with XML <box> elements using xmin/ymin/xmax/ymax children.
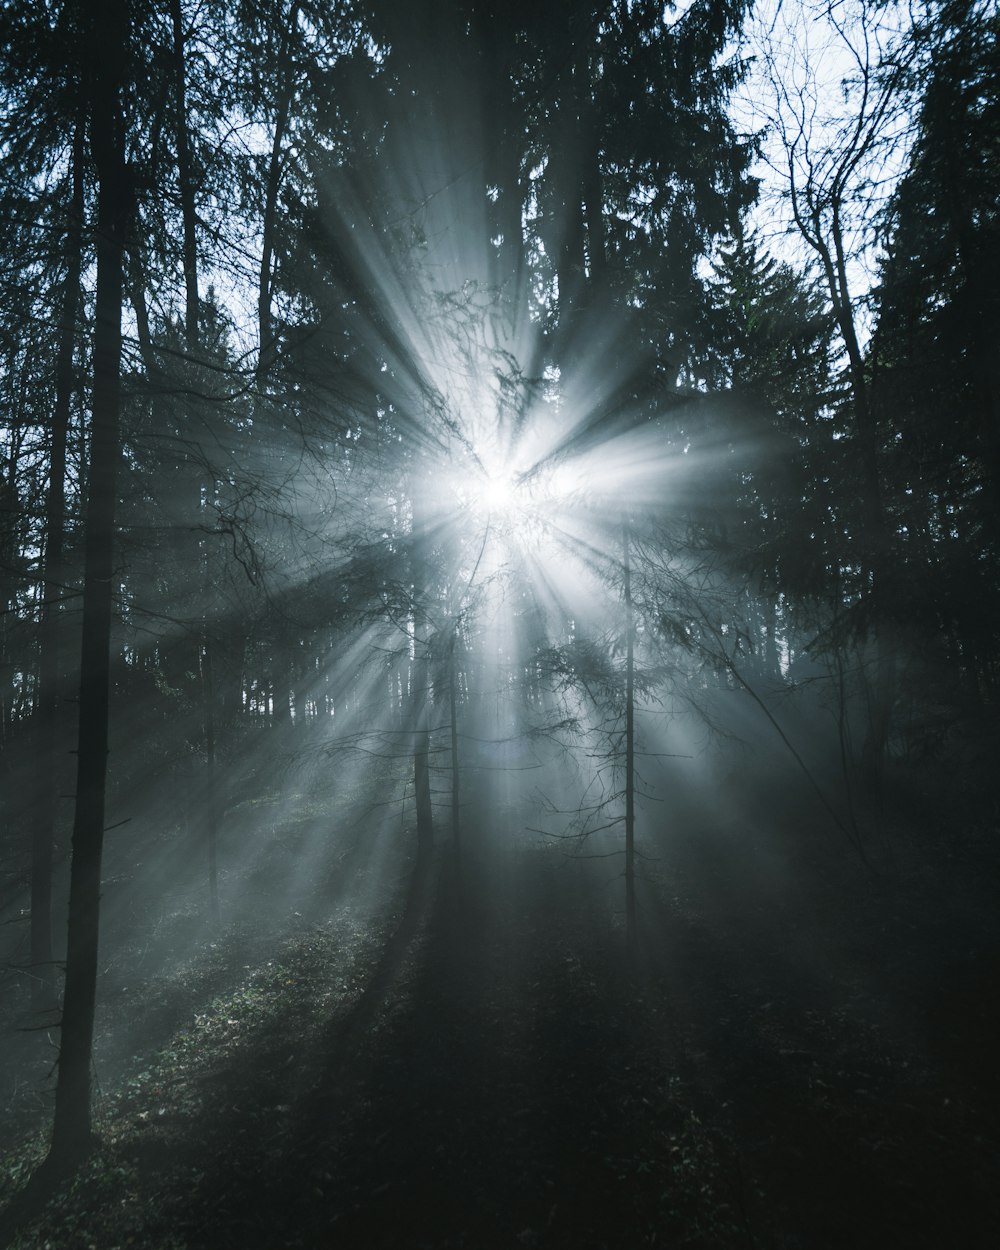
<box><xmin>732</xmin><ymin>0</ymin><xmax>915</xmax><ymax>330</ymax></box>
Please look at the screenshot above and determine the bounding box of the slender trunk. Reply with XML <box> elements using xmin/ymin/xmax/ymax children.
<box><xmin>834</xmin><ymin>646</ymin><xmax>861</xmax><ymax>843</ymax></box>
<box><xmin>413</xmin><ymin>672</ymin><xmax>433</xmax><ymax>875</ymax></box>
<box><xmin>860</xmin><ymin>638</ymin><xmax>895</xmax><ymax>801</ymax></box>
<box><xmin>555</xmin><ymin>163</ymin><xmax>585</xmax><ymax>371</ymax></box>
<box><xmin>622</xmin><ymin>516</ymin><xmax>636</xmax><ymax>956</ymax></box>
<box><xmin>449</xmin><ymin>629</ymin><xmax>460</xmax><ymax>867</ymax></box>
<box><xmin>169</xmin><ymin>2</ymin><xmax>221</xmax><ymax>916</ymax></box>
<box><xmin>169</xmin><ymin>0</ymin><xmax>198</xmax><ymax>344</ymax></box>
<box><xmin>32</xmin><ymin>118</ymin><xmax>85</xmax><ymax>1010</ymax></box>
<box><xmin>813</xmin><ymin>207</ymin><xmax>893</xmax><ymax>796</ymax></box>
<box><xmin>485</xmin><ymin>22</ymin><xmax>523</xmax><ymax>326</ymax></box>
<box><xmin>127</xmin><ymin>245</ymin><xmax>156</xmax><ymax>375</ymax></box>
<box><xmin>272</xmin><ymin>663</ymin><xmax>290</xmax><ymax>726</ymax></box>
<box><xmin>203</xmin><ymin>641</ymin><xmax>220</xmax><ymax>924</ymax></box>
<box><xmin>0</xmin><ymin>434</ymin><xmax>16</xmax><ymax>748</ymax></box>
<box><xmin>764</xmin><ymin>592</ymin><xmax>781</xmax><ymax>680</ymax></box>
<box><xmin>256</xmin><ymin>2</ymin><xmax>299</xmax><ymax>389</ymax></box>
<box><xmin>410</xmin><ymin>478</ymin><xmax>434</xmax><ymax>880</ymax></box>
<box><xmin>582</xmin><ymin>84</ymin><xmax>605</xmax><ymax>289</ymax></box>
<box><xmin>48</xmin><ymin>0</ymin><xmax>130</xmax><ymax>1168</ymax></box>
<box><xmin>547</xmin><ymin>52</ymin><xmax>588</xmax><ymax>377</ymax></box>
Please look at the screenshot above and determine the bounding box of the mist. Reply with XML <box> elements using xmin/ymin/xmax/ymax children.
<box><xmin>2</xmin><ymin>1</ymin><xmax>998</xmax><ymax>1246</ymax></box>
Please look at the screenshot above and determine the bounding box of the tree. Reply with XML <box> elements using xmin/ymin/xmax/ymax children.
<box><xmin>704</xmin><ymin>231</ymin><xmax>839</xmax><ymax>671</ymax></box>
<box><xmin>870</xmin><ymin>0</ymin><xmax>1000</xmax><ymax>713</ymax></box>
<box><xmin>31</xmin><ymin>117</ymin><xmax>86</xmax><ymax>1009</ymax></box>
<box><xmin>0</xmin><ymin>0</ymin><xmax>95</xmax><ymax>1011</ymax></box>
<box><xmin>751</xmin><ymin>0</ymin><xmax>914</xmax><ymax>794</ymax></box>
<box><xmin>47</xmin><ymin>0</ymin><xmax>131</xmax><ymax>1169</ymax></box>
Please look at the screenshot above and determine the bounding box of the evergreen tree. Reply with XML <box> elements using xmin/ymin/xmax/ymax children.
<box><xmin>48</xmin><ymin>0</ymin><xmax>132</xmax><ymax>1171</ymax></box>
<box><xmin>872</xmin><ymin>0</ymin><xmax>1000</xmax><ymax>708</ymax></box>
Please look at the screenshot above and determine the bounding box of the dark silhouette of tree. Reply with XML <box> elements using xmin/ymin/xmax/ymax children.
<box><xmin>0</xmin><ymin>0</ymin><xmax>96</xmax><ymax>1010</ymax></box>
<box><xmin>755</xmin><ymin>0</ymin><xmax>915</xmax><ymax>796</ymax></box>
<box><xmin>30</xmin><ymin>117</ymin><xmax>86</xmax><ymax>1010</ymax></box>
<box><xmin>48</xmin><ymin>0</ymin><xmax>132</xmax><ymax>1171</ymax></box>
<box><xmin>704</xmin><ymin>233</ymin><xmax>839</xmax><ymax>664</ymax></box>
<box><xmin>870</xmin><ymin>0</ymin><xmax>1000</xmax><ymax>722</ymax></box>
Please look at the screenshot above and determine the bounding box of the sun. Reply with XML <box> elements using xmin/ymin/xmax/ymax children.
<box><xmin>481</xmin><ymin>473</ymin><xmax>519</xmax><ymax>517</ymax></box>
<box><xmin>461</xmin><ymin>456</ymin><xmax>585</xmax><ymax>537</ymax></box>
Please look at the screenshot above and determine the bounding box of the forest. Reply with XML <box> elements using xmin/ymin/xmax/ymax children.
<box><xmin>0</xmin><ymin>0</ymin><xmax>998</xmax><ymax>1245</ymax></box>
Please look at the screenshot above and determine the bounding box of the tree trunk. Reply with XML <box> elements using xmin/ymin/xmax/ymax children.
<box><xmin>412</xmin><ymin>636</ymin><xmax>434</xmax><ymax>880</ymax></box>
<box><xmin>31</xmin><ymin>117</ymin><xmax>85</xmax><ymax>1011</ymax></box>
<box><xmin>169</xmin><ymin>0</ymin><xmax>199</xmax><ymax>345</ymax></box>
<box><xmin>169</xmin><ymin>1</ymin><xmax>223</xmax><ymax>918</ymax></box>
<box><xmin>410</xmin><ymin>476</ymin><xmax>434</xmax><ymax>883</ymax></box>
<box><xmin>47</xmin><ymin>0</ymin><xmax>130</xmax><ymax>1169</ymax></box>
<box><xmin>553</xmin><ymin>64</ymin><xmax>586</xmax><ymax>376</ymax></box>
<box><xmin>203</xmin><ymin>640</ymin><xmax>220</xmax><ymax>924</ymax></box>
<box><xmin>449</xmin><ymin>627</ymin><xmax>461</xmax><ymax>867</ymax></box>
<box><xmin>622</xmin><ymin>516</ymin><xmax>636</xmax><ymax>956</ymax></box>
<box><xmin>256</xmin><ymin>2</ymin><xmax>299</xmax><ymax>390</ymax></box>
<box><xmin>810</xmin><ymin>205</ymin><xmax>893</xmax><ymax>798</ymax></box>
<box><xmin>484</xmin><ymin>19</ymin><xmax>523</xmax><ymax>325</ymax></box>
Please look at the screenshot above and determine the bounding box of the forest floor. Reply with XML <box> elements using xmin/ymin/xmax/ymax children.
<box><xmin>1</xmin><ymin>779</ymin><xmax>999</xmax><ymax>1249</ymax></box>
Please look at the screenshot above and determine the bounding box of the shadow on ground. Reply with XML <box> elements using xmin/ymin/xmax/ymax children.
<box><xmin>3</xmin><ymin>797</ymin><xmax>999</xmax><ymax>1250</ymax></box>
